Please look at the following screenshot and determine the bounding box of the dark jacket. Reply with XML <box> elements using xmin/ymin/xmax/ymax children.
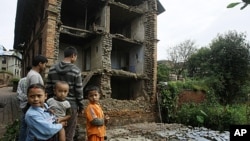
<box><xmin>46</xmin><ymin>61</ymin><xmax>84</xmax><ymax>111</ymax></box>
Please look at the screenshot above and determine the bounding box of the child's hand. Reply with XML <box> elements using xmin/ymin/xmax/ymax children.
<box><xmin>57</xmin><ymin>118</ymin><xmax>66</xmax><ymax>124</ymax></box>
<box><xmin>48</xmin><ymin>109</ymin><xmax>55</xmax><ymax>115</ymax></box>
<box><xmin>57</xmin><ymin>118</ymin><xmax>62</xmax><ymax>123</ymax></box>
<box><xmin>61</xmin><ymin>121</ymin><xmax>67</xmax><ymax>127</ymax></box>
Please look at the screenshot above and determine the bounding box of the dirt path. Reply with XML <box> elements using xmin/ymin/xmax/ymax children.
<box><xmin>0</xmin><ymin>87</ymin><xmax>21</xmax><ymax>137</ymax></box>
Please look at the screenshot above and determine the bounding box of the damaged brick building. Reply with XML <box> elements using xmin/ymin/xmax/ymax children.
<box><xmin>14</xmin><ymin>0</ymin><xmax>165</xmax><ymax>125</ymax></box>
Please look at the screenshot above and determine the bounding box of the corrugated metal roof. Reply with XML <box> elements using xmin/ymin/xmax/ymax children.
<box><xmin>0</xmin><ymin>50</ymin><xmax>22</xmax><ymax>59</ymax></box>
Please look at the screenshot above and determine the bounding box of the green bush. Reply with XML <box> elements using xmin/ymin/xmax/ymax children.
<box><xmin>175</xmin><ymin>103</ymin><xmax>247</xmax><ymax>131</ymax></box>
<box><xmin>160</xmin><ymin>79</ymin><xmax>214</xmax><ymax>123</ymax></box>
<box><xmin>0</xmin><ymin>119</ymin><xmax>19</xmax><ymax>141</ymax></box>
<box><xmin>159</xmin><ymin>82</ymin><xmax>179</xmax><ymax>123</ymax></box>
<box><xmin>11</xmin><ymin>78</ymin><xmax>20</xmax><ymax>83</ymax></box>
<box><xmin>159</xmin><ymin>79</ymin><xmax>248</xmax><ymax>131</ymax></box>
<box><xmin>175</xmin><ymin>103</ymin><xmax>207</xmax><ymax>127</ymax></box>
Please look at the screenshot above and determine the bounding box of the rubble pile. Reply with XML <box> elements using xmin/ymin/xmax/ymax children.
<box><xmin>106</xmin><ymin>123</ymin><xmax>229</xmax><ymax>141</ymax></box>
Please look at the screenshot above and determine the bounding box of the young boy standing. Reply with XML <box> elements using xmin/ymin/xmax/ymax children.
<box><xmin>25</xmin><ymin>83</ymin><xmax>66</xmax><ymax>141</ymax></box>
<box><xmin>19</xmin><ymin>55</ymin><xmax>48</xmax><ymax>141</ymax></box>
<box><xmin>47</xmin><ymin>81</ymin><xmax>71</xmax><ymax>125</ymax></box>
<box><xmin>84</xmin><ymin>85</ymin><xmax>110</xmax><ymax>141</ymax></box>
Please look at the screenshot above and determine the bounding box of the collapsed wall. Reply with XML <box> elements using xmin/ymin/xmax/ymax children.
<box><xmin>14</xmin><ymin>0</ymin><xmax>165</xmax><ymax>126</ymax></box>
<box><xmin>79</xmin><ymin>98</ymin><xmax>157</xmax><ymax>127</ymax></box>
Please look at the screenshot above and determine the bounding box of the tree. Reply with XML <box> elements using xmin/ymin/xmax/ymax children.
<box><xmin>157</xmin><ymin>62</ymin><xmax>171</xmax><ymax>82</ymax></box>
<box><xmin>227</xmin><ymin>0</ymin><xmax>250</xmax><ymax>10</ymax></box>
<box><xmin>167</xmin><ymin>40</ymin><xmax>197</xmax><ymax>78</ymax></box>
<box><xmin>186</xmin><ymin>47</ymin><xmax>211</xmax><ymax>78</ymax></box>
<box><xmin>208</xmin><ymin>31</ymin><xmax>250</xmax><ymax>104</ymax></box>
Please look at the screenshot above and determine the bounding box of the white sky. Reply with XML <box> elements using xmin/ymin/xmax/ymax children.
<box><xmin>1</xmin><ymin>0</ymin><xmax>250</xmax><ymax>60</ymax></box>
<box><xmin>158</xmin><ymin>0</ymin><xmax>250</xmax><ymax>60</ymax></box>
<box><xmin>0</xmin><ymin>1</ymin><xmax>17</xmax><ymax>51</ymax></box>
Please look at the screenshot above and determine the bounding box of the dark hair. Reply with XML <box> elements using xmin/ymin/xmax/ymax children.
<box><xmin>26</xmin><ymin>66</ymin><xmax>32</xmax><ymax>72</ymax></box>
<box><xmin>54</xmin><ymin>81</ymin><xmax>69</xmax><ymax>89</ymax></box>
<box><xmin>64</xmin><ymin>46</ymin><xmax>78</xmax><ymax>57</ymax></box>
<box><xmin>84</xmin><ymin>85</ymin><xmax>99</xmax><ymax>95</ymax></box>
<box><xmin>27</xmin><ymin>83</ymin><xmax>46</xmax><ymax>95</ymax></box>
<box><xmin>32</xmin><ymin>55</ymin><xmax>48</xmax><ymax>66</ymax></box>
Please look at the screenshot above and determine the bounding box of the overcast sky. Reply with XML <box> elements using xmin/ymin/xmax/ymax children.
<box><xmin>1</xmin><ymin>0</ymin><xmax>250</xmax><ymax>60</ymax></box>
<box><xmin>158</xmin><ymin>0</ymin><xmax>250</xmax><ymax>60</ymax></box>
<box><xmin>0</xmin><ymin>1</ymin><xmax>17</xmax><ymax>51</ymax></box>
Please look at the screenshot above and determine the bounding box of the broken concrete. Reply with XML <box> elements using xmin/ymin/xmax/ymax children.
<box><xmin>77</xmin><ymin>122</ymin><xmax>229</xmax><ymax>141</ymax></box>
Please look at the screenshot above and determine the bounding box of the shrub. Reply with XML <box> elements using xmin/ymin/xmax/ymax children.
<box><xmin>11</xmin><ymin>78</ymin><xmax>20</xmax><ymax>83</ymax></box>
<box><xmin>175</xmin><ymin>103</ymin><xmax>247</xmax><ymax>131</ymax></box>
<box><xmin>159</xmin><ymin>79</ymin><xmax>248</xmax><ymax>131</ymax></box>
<box><xmin>160</xmin><ymin>79</ymin><xmax>214</xmax><ymax>123</ymax></box>
<box><xmin>0</xmin><ymin>119</ymin><xmax>19</xmax><ymax>141</ymax></box>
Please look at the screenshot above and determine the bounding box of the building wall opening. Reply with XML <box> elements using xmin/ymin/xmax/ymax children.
<box><xmin>111</xmin><ymin>76</ymin><xmax>143</xmax><ymax>100</ymax></box>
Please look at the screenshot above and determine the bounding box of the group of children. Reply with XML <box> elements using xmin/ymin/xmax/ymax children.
<box><xmin>24</xmin><ymin>82</ymin><xmax>109</xmax><ymax>141</ymax></box>
<box><xmin>17</xmin><ymin>47</ymin><xmax>109</xmax><ymax>141</ymax></box>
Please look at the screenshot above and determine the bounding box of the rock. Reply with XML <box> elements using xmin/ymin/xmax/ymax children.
<box><xmin>105</xmin><ymin>123</ymin><xmax>229</xmax><ymax>141</ymax></box>
<box><xmin>77</xmin><ymin>121</ymin><xmax>229</xmax><ymax>141</ymax></box>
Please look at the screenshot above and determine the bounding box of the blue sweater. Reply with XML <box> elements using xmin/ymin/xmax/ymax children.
<box><xmin>25</xmin><ymin>104</ymin><xmax>62</xmax><ymax>141</ymax></box>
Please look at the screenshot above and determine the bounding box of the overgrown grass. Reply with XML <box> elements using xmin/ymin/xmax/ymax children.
<box><xmin>0</xmin><ymin>119</ymin><xmax>19</xmax><ymax>141</ymax></box>
<box><xmin>159</xmin><ymin>79</ymin><xmax>249</xmax><ymax>131</ymax></box>
<box><xmin>175</xmin><ymin>103</ymin><xmax>248</xmax><ymax>131</ymax></box>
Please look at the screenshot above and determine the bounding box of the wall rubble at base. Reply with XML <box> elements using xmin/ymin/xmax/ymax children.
<box><xmin>78</xmin><ymin>98</ymin><xmax>157</xmax><ymax>127</ymax></box>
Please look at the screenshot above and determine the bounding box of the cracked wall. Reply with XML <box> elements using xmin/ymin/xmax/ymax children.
<box><xmin>14</xmin><ymin>0</ymin><xmax>165</xmax><ymax>125</ymax></box>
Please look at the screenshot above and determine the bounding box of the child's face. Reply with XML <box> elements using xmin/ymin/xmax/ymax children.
<box><xmin>88</xmin><ymin>90</ymin><xmax>100</xmax><ymax>103</ymax></box>
<box><xmin>28</xmin><ymin>87</ymin><xmax>47</xmax><ymax>108</ymax></box>
<box><xmin>54</xmin><ymin>83</ymin><xmax>69</xmax><ymax>101</ymax></box>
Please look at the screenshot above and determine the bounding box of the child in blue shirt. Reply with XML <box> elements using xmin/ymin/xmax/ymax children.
<box><xmin>25</xmin><ymin>83</ymin><xmax>66</xmax><ymax>141</ymax></box>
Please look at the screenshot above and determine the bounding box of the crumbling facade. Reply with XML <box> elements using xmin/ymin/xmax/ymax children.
<box><xmin>14</xmin><ymin>0</ymin><xmax>165</xmax><ymax>125</ymax></box>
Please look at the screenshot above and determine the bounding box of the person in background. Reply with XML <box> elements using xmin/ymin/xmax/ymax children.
<box><xmin>17</xmin><ymin>66</ymin><xmax>32</xmax><ymax>110</ymax></box>
<box><xmin>26</xmin><ymin>55</ymin><xmax>48</xmax><ymax>90</ymax></box>
<box><xmin>17</xmin><ymin>66</ymin><xmax>32</xmax><ymax>141</ymax></box>
<box><xmin>84</xmin><ymin>85</ymin><xmax>110</xmax><ymax>141</ymax></box>
<box><xmin>46</xmin><ymin>46</ymin><xmax>84</xmax><ymax>141</ymax></box>
<box><xmin>25</xmin><ymin>83</ymin><xmax>66</xmax><ymax>141</ymax></box>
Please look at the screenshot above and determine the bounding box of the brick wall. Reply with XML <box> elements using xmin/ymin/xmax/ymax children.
<box><xmin>144</xmin><ymin>0</ymin><xmax>158</xmax><ymax>103</ymax></box>
<box><xmin>178</xmin><ymin>90</ymin><xmax>206</xmax><ymax>107</ymax></box>
<box><xmin>79</xmin><ymin>99</ymin><xmax>157</xmax><ymax>127</ymax></box>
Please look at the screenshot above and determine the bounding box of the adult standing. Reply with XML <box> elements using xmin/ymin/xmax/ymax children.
<box><xmin>26</xmin><ymin>55</ymin><xmax>48</xmax><ymax>89</ymax></box>
<box><xmin>18</xmin><ymin>55</ymin><xmax>48</xmax><ymax>141</ymax></box>
<box><xmin>46</xmin><ymin>46</ymin><xmax>84</xmax><ymax>141</ymax></box>
<box><xmin>17</xmin><ymin>66</ymin><xmax>31</xmax><ymax>141</ymax></box>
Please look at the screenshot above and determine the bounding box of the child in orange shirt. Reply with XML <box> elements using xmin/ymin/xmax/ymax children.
<box><xmin>84</xmin><ymin>85</ymin><xmax>110</xmax><ymax>141</ymax></box>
